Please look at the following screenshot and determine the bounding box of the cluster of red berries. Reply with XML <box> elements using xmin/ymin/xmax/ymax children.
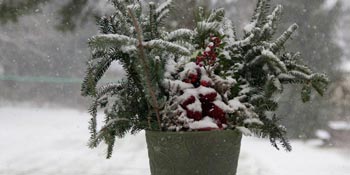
<box><xmin>196</xmin><ymin>36</ymin><xmax>222</xmax><ymax>66</ymax></box>
<box><xmin>180</xmin><ymin>72</ymin><xmax>227</xmax><ymax>130</ymax></box>
<box><xmin>180</xmin><ymin>90</ymin><xmax>227</xmax><ymax>130</ymax></box>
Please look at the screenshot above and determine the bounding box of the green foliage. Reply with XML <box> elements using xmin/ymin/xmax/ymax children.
<box><xmin>82</xmin><ymin>0</ymin><xmax>329</xmax><ymax>157</ymax></box>
<box><xmin>82</xmin><ymin>0</ymin><xmax>193</xmax><ymax>158</ymax></box>
<box><xmin>214</xmin><ymin>0</ymin><xmax>329</xmax><ymax>151</ymax></box>
<box><xmin>0</xmin><ymin>0</ymin><xmax>49</xmax><ymax>24</ymax></box>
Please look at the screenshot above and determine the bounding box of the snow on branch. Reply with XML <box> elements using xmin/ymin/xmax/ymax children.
<box><xmin>89</xmin><ymin>34</ymin><xmax>137</xmax><ymax>50</ymax></box>
<box><xmin>262</xmin><ymin>49</ymin><xmax>287</xmax><ymax>72</ymax></box>
<box><xmin>244</xmin><ymin>0</ymin><xmax>265</xmax><ymax>34</ymax></box>
<box><xmin>155</xmin><ymin>0</ymin><xmax>172</xmax><ymax>23</ymax></box>
<box><xmin>207</xmin><ymin>8</ymin><xmax>225</xmax><ymax>22</ymax></box>
<box><xmin>145</xmin><ymin>39</ymin><xmax>191</xmax><ymax>55</ymax></box>
<box><xmin>196</xmin><ymin>21</ymin><xmax>220</xmax><ymax>35</ymax></box>
<box><xmin>88</xmin><ymin>118</ymin><xmax>130</xmax><ymax>148</ymax></box>
<box><xmin>165</xmin><ymin>29</ymin><xmax>195</xmax><ymax>41</ymax></box>
<box><xmin>261</xmin><ymin>5</ymin><xmax>283</xmax><ymax>36</ymax></box>
<box><xmin>270</xmin><ymin>23</ymin><xmax>298</xmax><ymax>52</ymax></box>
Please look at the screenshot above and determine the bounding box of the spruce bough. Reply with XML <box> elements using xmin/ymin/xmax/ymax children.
<box><xmin>82</xmin><ymin>0</ymin><xmax>329</xmax><ymax>158</ymax></box>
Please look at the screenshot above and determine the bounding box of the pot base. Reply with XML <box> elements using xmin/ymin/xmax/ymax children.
<box><xmin>146</xmin><ymin>130</ymin><xmax>242</xmax><ymax>175</ymax></box>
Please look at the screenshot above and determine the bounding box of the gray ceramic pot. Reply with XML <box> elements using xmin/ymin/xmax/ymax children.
<box><xmin>146</xmin><ymin>130</ymin><xmax>242</xmax><ymax>175</ymax></box>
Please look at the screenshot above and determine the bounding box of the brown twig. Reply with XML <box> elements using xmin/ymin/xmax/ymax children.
<box><xmin>127</xmin><ymin>8</ymin><xmax>162</xmax><ymax>130</ymax></box>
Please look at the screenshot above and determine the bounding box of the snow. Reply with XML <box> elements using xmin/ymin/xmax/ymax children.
<box><xmin>236</xmin><ymin>126</ymin><xmax>252</xmax><ymax>136</ymax></box>
<box><xmin>243</xmin><ymin>21</ymin><xmax>257</xmax><ymax>34</ymax></box>
<box><xmin>315</xmin><ymin>129</ymin><xmax>331</xmax><ymax>140</ymax></box>
<box><xmin>1</xmin><ymin>106</ymin><xmax>350</xmax><ymax>175</ymax></box>
<box><xmin>186</xmin><ymin>98</ymin><xmax>202</xmax><ymax>112</ymax></box>
<box><xmin>164</xmin><ymin>79</ymin><xmax>193</xmax><ymax>94</ymax></box>
<box><xmin>213</xmin><ymin>100</ymin><xmax>232</xmax><ymax>112</ymax></box>
<box><xmin>244</xmin><ymin>118</ymin><xmax>264</xmax><ymax>125</ymax></box>
<box><xmin>179</xmin><ymin>62</ymin><xmax>198</xmax><ymax>80</ymax></box>
<box><xmin>228</xmin><ymin>98</ymin><xmax>246</xmax><ymax>111</ymax></box>
<box><xmin>322</xmin><ymin>0</ymin><xmax>338</xmax><ymax>11</ymax></box>
<box><xmin>197</xmin><ymin>86</ymin><xmax>217</xmax><ymax>96</ymax></box>
<box><xmin>329</xmin><ymin>121</ymin><xmax>350</xmax><ymax>130</ymax></box>
<box><xmin>188</xmin><ymin>116</ymin><xmax>219</xmax><ymax>130</ymax></box>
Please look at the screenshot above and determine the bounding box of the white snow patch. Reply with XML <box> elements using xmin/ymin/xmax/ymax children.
<box><xmin>329</xmin><ymin>121</ymin><xmax>350</xmax><ymax>130</ymax></box>
<box><xmin>322</xmin><ymin>0</ymin><xmax>338</xmax><ymax>11</ymax></box>
<box><xmin>213</xmin><ymin>100</ymin><xmax>232</xmax><ymax>113</ymax></box>
<box><xmin>197</xmin><ymin>86</ymin><xmax>217</xmax><ymax>96</ymax></box>
<box><xmin>187</xmin><ymin>99</ymin><xmax>202</xmax><ymax>112</ymax></box>
<box><xmin>315</xmin><ymin>129</ymin><xmax>331</xmax><ymax>140</ymax></box>
<box><xmin>189</xmin><ymin>116</ymin><xmax>218</xmax><ymax>130</ymax></box>
<box><xmin>164</xmin><ymin>58</ymin><xmax>177</xmax><ymax>78</ymax></box>
<box><xmin>179</xmin><ymin>62</ymin><xmax>198</xmax><ymax>80</ymax></box>
<box><xmin>244</xmin><ymin>118</ymin><xmax>264</xmax><ymax>125</ymax></box>
<box><xmin>236</xmin><ymin>126</ymin><xmax>252</xmax><ymax>136</ymax></box>
<box><xmin>1</xmin><ymin>106</ymin><xmax>350</xmax><ymax>175</ymax></box>
<box><xmin>164</xmin><ymin>79</ymin><xmax>193</xmax><ymax>94</ymax></box>
<box><xmin>243</xmin><ymin>20</ymin><xmax>257</xmax><ymax>34</ymax></box>
<box><xmin>205</xmin><ymin>47</ymin><xmax>211</xmax><ymax>52</ymax></box>
<box><xmin>228</xmin><ymin>98</ymin><xmax>246</xmax><ymax>111</ymax></box>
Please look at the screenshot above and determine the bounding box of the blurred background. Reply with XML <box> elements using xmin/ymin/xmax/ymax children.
<box><xmin>0</xmin><ymin>0</ymin><xmax>350</xmax><ymax>174</ymax></box>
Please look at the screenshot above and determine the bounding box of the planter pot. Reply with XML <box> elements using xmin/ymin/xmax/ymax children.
<box><xmin>145</xmin><ymin>130</ymin><xmax>242</xmax><ymax>175</ymax></box>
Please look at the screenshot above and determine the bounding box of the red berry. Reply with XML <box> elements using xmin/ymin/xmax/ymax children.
<box><xmin>186</xmin><ymin>110</ymin><xmax>202</xmax><ymax>121</ymax></box>
<box><xmin>201</xmin><ymin>102</ymin><xmax>214</xmax><ymax>117</ymax></box>
<box><xmin>200</xmin><ymin>80</ymin><xmax>210</xmax><ymax>87</ymax></box>
<box><xmin>188</xmin><ymin>73</ymin><xmax>198</xmax><ymax>80</ymax></box>
<box><xmin>181</xmin><ymin>95</ymin><xmax>196</xmax><ymax>110</ymax></box>
<box><xmin>203</xmin><ymin>51</ymin><xmax>210</xmax><ymax>57</ymax></box>
<box><xmin>208</xmin><ymin>104</ymin><xmax>227</xmax><ymax>125</ymax></box>
<box><xmin>210</xmin><ymin>52</ymin><xmax>217</xmax><ymax>59</ymax></box>
<box><xmin>196</xmin><ymin>55</ymin><xmax>204</xmax><ymax>62</ymax></box>
<box><xmin>183</xmin><ymin>78</ymin><xmax>191</xmax><ymax>83</ymax></box>
<box><xmin>211</xmin><ymin>37</ymin><xmax>221</xmax><ymax>46</ymax></box>
<box><xmin>199</xmin><ymin>92</ymin><xmax>217</xmax><ymax>102</ymax></box>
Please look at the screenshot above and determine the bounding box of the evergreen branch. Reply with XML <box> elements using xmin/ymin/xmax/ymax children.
<box><xmin>301</xmin><ymin>84</ymin><xmax>312</xmax><ymax>102</ymax></box>
<box><xmin>290</xmin><ymin>64</ymin><xmax>313</xmax><ymax>75</ymax></box>
<box><xmin>270</xmin><ymin>23</ymin><xmax>298</xmax><ymax>52</ymax></box>
<box><xmin>89</xmin><ymin>34</ymin><xmax>137</xmax><ymax>50</ymax></box>
<box><xmin>207</xmin><ymin>8</ymin><xmax>225</xmax><ymax>23</ymax></box>
<box><xmin>222</xmin><ymin>18</ymin><xmax>237</xmax><ymax>42</ymax></box>
<box><xmin>277</xmin><ymin>73</ymin><xmax>304</xmax><ymax>84</ymax></box>
<box><xmin>243</xmin><ymin>46</ymin><xmax>263</xmax><ymax>62</ymax></box>
<box><xmin>262</xmin><ymin>49</ymin><xmax>287</xmax><ymax>72</ymax></box>
<box><xmin>258</xmin><ymin>0</ymin><xmax>272</xmax><ymax>26</ymax></box>
<box><xmin>173</xmin><ymin>41</ymin><xmax>195</xmax><ymax>52</ymax></box>
<box><xmin>145</xmin><ymin>39</ymin><xmax>191</xmax><ymax>55</ymax></box>
<box><xmin>88</xmin><ymin>118</ymin><xmax>130</xmax><ymax>148</ymax></box>
<box><xmin>81</xmin><ymin>56</ymin><xmax>115</xmax><ymax>97</ymax></box>
<box><xmin>149</xmin><ymin>2</ymin><xmax>158</xmax><ymax>39</ymax></box>
<box><xmin>155</xmin><ymin>0</ymin><xmax>172</xmax><ymax>24</ymax></box>
<box><xmin>127</xmin><ymin>7</ymin><xmax>162</xmax><ymax>130</ymax></box>
<box><xmin>155</xmin><ymin>0</ymin><xmax>172</xmax><ymax>17</ymax></box>
<box><xmin>251</xmin><ymin>0</ymin><xmax>264</xmax><ymax>23</ymax></box>
<box><xmin>244</xmin><ymin>0</ymin><xmax>264</xmax><ymax>34</ymax></box>
<box><xmin>261</xmin><ymin>5</ymin><xmax>283</xmax><ymax>38</ymax></box>
<box><xmin>289</xmin><ymin>70</ymin><xmax>311</xmax><ymax>80</ymax></box>
<box><xmin>312</xmin><ymin>82</ymin><xmax>326</xmax><ymax>96</ymax></box>
<box><xmin>232</xmin><ymin>31</ymin><xmax>256</xmax><ymax>47</ymax></box>
<box><xmin>165</xmin><ymin>29</ymin><xmax>195</xmax><ymax>41</ymax></box>
<box><xmin>259</xmin><ymin>115</ymin><xmax>292</xmax><ymax>152</ymax></box>
<box><xmin>196</xmin><ymin>21</ymin><xmax>220</xmax><ymax>36</ymax></box>
<box><xmin>106</xmin><ymin>134</ymin><xmax>116</xmax><ymax>159</ymax></box>
<box><xmin>87</xmin><ymin>84</ymin><xmax>122</xmax><ymax>147</ymax></box>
